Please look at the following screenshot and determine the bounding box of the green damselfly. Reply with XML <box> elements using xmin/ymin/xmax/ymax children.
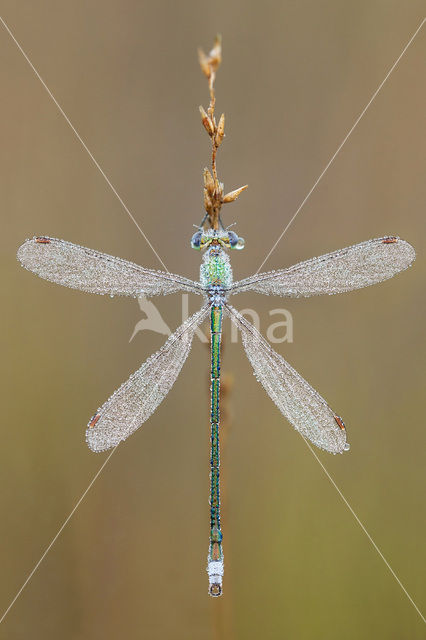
<box><xmin>17</xmin><ymin>230</ymin><xmax>415</xmax><ymax>595</ymax></box>
<box><xmin>16</xmin><ymin>35</ymin><xmax>416</xmax><ymax>597</ymax></box>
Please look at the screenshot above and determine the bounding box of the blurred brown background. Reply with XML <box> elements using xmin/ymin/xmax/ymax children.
<box><xmin>0</xmin><ymin>2</ymin><xmax>425</xmax><ymax>638</ymax></box>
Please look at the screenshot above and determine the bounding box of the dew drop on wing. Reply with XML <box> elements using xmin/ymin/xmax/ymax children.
<box><xmin>344</xmin><ymin>443</ymin><xmax>350</xmax><ymax>451</ymax></box>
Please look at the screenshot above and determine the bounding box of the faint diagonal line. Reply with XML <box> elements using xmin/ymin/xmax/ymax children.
<box><xmin>0</xmin><ymin>446</ymin><xmax>118</xmax><ymax>625</ymax></box>
<box><xmin>257</xmin><ymin>17</ymin><xmax>425</xmax><ymax>273</ymax></box>
<box><xmin>303</xmin><ymin>438</ymin><xmax>426</xmax><ymax>624</ymax></box>
<box><xmin>0</xmin><ymin>15</ymin><xmax>168</xmax><ymax>272</ymax></box>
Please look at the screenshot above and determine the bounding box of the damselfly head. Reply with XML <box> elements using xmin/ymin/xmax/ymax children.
<box><xmin>191</xmin><ymin>228</ymin><xmax>245</xmax><ymax>251</ymax></box>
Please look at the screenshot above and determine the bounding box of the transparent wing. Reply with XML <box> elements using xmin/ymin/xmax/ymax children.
<box><xmin>231</xmin><ymin>237</ymin><xmax>415</xmax><ymax>297</ymax></box>
<box><xmin>86</xmin><ymin>306</ymin><xmax>209</xmax><ymax>452</ymax></box>
<box><xmin>17</xmin><ymin>236</ymin><xmax>202</xmax><ymax>297</ymax></box>
<box><xmin>226</xmin><ymin>305</ymin><xmax>349</xmax><ymax>454</ymax></box>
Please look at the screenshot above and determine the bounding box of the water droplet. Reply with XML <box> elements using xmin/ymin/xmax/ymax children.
<box><xmin>344</xmin><ymin>443</ymin><xmax>350</xmax><ymax>451</ymax></box>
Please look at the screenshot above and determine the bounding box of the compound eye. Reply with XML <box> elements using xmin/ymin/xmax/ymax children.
<box><xmin>191</xmin><ymin>230</ymin><xmax>202</xmax><ymax>249</ymax></box>
<box><xmin>228</xmin><ymin>231</ymin><xmax>245</xmax><ymax>250</ymax></box>
<box><xmin>227</xmin><ymin>231</ymin><xmax>238</xmax><ymax>247</ymax></box>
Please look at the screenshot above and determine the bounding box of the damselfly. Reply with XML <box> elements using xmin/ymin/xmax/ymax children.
<box><xmin>17</xmin><ymin>230</ymin><xmax>415</xmax><ymax>595</ymax></box>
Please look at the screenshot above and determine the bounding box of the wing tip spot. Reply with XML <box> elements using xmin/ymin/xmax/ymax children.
<box><xmin>382</xmin><ymin>236</ymin><xmax>398</xmax><ymax>244</ymax></box>
<box><xmin>88</xmin><ymin>413</ymin><xmax>100</xmax><ymax>428</ymax></box>
<box><xmin>35</xmin><ymin>236</ymin><xmax>51</xmax><ymax>244</ymax></box>
<box><xmin>334</xmin><ymin>415</ymin><xmax>346</xmax><ymax>430</ymax></box>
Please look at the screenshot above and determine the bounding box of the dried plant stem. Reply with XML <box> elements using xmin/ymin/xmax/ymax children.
<box><xmin>198</xmin><ymin>36</ymin><xmax>247</xmax><ymax>231</ymax></box>
<box><xmin>208</xmin><ymin>76</ymin><xmax>218</xmax><ymax>184</ymax></box>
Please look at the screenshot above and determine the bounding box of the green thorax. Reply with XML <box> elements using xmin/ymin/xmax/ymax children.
<box><xmin>200</xmin><ymin>247</ymin><xmax>233</xmax><ymax>289</ymax></box>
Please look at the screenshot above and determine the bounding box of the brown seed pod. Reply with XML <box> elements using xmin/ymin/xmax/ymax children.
<box><xmin>222</xmin><ymin>185</ymin><xmax>248</xmax><ymax>203</ymax></box>
<box><xmin>215</xmin><ymin>113</ymin><xmax>225</xmax><ymax>146</ymax></box>
<box><xmin>199</xmin><ymin>105</ymin><xmax>215</xmax><ymax>136</ymax></box>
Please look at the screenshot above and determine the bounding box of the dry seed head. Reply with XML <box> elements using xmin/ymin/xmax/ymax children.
<box><xmin>198</xmin><ymin>35</ymin><xmax>244</xmax><ymax>230</ymax></box>
<box><xmin>198</xmin><ymin>48</ymin><xmax>211</xmax><ymax>78</ymax></box>
<box><xmin>203</xmin><ymin>168</ymin><xmax>215</xmax><ymax>195</ymax></box>
<box><xmin>199</xmin><ymin>105</ymin><xmax>215</xmax><ymax>136</ymax></box>
<box><xmin>198</xmin><ymin>35</ymin><xmax>222</xmax><ymax>80</ymax></box>
<box><xmin>222</xmin><ymin>185</ymin><xmax>248</xmax><ymax>203</ymax></box>
<box><xmin>208</xmin><ymin>35</ymin><xmax>222</xmax><ymax>71</ymax></box>
<box><xmin>215</xmin><ymin>114</ymin><xmax>225</xmax><ymax>146</ymax></box>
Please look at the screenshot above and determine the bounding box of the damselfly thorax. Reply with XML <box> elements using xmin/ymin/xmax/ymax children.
<box><xmin>199</xmin><ymin>236</ymin><xmax>234</xmax><ymax>305</ymax></box>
